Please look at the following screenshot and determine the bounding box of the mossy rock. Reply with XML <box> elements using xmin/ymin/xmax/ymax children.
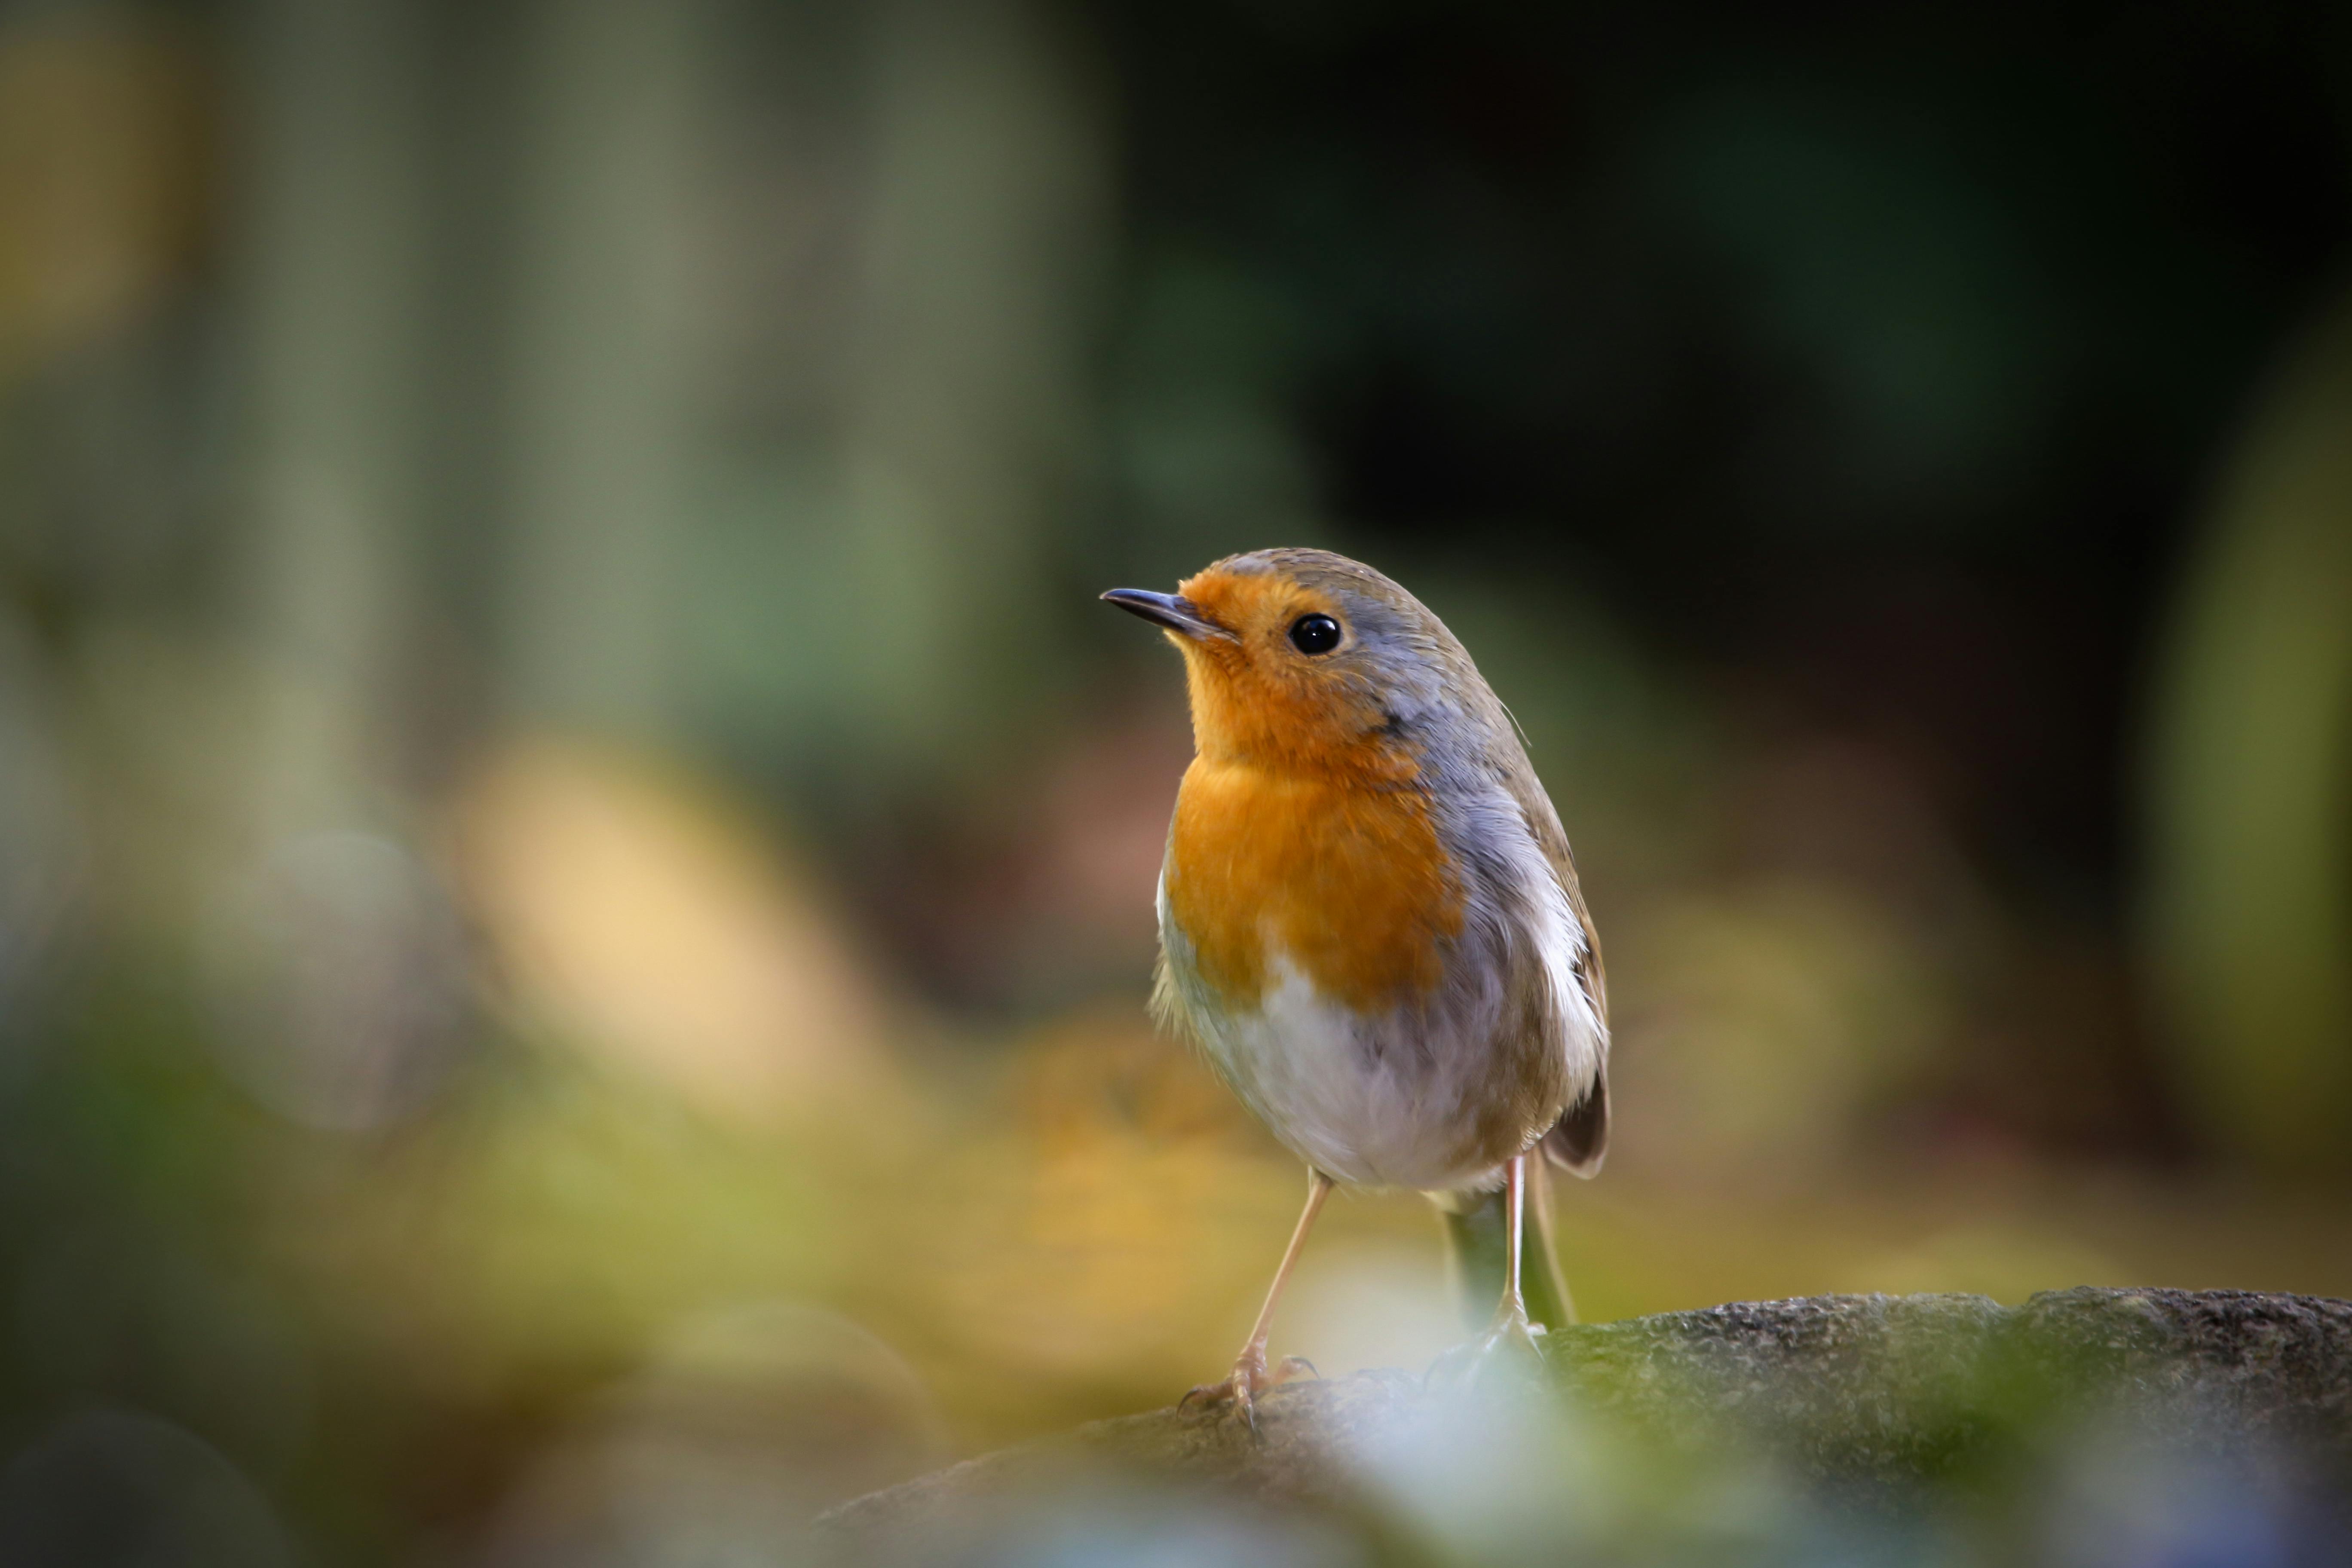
<box><xmin>821</xmin><ymin>1289</ymin><xmax>2352</xmax><ymax>1562</ymax></box>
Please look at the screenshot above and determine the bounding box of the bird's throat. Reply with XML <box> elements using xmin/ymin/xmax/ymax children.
<box><xmin>1166</xmin><ymin>755</ymin><xmax>1462</xmax><ymax>1015</ymax></box>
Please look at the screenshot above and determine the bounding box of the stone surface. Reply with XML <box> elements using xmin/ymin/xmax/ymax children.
<box><xmin>821</xmin><ymin>1289</ymin><xmax>2352</xmax><ymax>1547</ymax></box>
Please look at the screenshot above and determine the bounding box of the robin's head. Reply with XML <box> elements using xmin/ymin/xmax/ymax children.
<box><xmin>1102</xmin><ymin>548</ymin><xmax>1489</xmax><ymax>773</ymax></box>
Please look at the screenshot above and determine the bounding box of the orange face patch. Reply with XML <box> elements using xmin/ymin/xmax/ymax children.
<box><xmin>1169</xmin><ymin>565</ymin><xmax>1393</xmax><ymax>775</ymax></box>
<box><xmin>1162</xmin><ymin>563</ymin><xmax>1461</xmax><ymax>1012</ymax></box>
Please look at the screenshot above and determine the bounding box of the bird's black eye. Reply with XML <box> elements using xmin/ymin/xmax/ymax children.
<box><xmin>1288</xmin><ymin>613</ymin><xmax>1341</xmax><ymax>655</ymax></box>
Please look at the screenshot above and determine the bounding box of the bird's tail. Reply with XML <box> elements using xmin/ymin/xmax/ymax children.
<box><xmin>1433</xmin><ymin>1158</ymin><xmax>1576</xmax><ymax>1332</ymax></box>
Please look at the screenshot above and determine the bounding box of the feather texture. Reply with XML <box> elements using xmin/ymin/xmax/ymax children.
<box><xmin>1148</xmin><ymin>548</ymin><xmax>1609</xmax><ymax>1193</ymax></box>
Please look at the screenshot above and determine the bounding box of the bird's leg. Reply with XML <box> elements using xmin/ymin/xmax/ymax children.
<box><xmin>1429</xmin><ymin>1154</ymin><xmax>1547</xmax><ymax>1388</ymax></box>
<box><xmin>1483</xmin><ymin>1152</ymin><xmax>1544</xmax><ymax>1348</ymax></box>
<box><xmin>1525</xmin><ymin>1152</ymin><xmax>1578</xmax><ymax>1328</ymax></box>
<box><xmin>1183</xmin><ymin>1169</ymin><xmax>1333</xmax><ymax>1429</ymax></box>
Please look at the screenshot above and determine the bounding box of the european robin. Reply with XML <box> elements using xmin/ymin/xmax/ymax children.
<box><xmin>1103</xmin><ymin>547</ymin><xmax>1608</xmax><ymax>1422</ymax></box>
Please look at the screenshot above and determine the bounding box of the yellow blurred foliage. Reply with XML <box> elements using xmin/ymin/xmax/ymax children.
<box><xmin>455</xmin><ymin>738</ymin><xmax>900</xmax><ymax>1128</ymax></box>
<box><xmin>1614</xmin><ymin>876</ymin><xmax>1948</xmax><ymax>1181</ymax></box>
<box><xmin>928</xmin><ymin>1009</ymin><xmax>1289</xmax><ymax>1376</ymax></box>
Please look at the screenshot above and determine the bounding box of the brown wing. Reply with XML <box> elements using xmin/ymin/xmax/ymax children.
<box><xmin>1543</xmin><ymin>1068</ymin><xmax>1609</xmax><ymax>1176</ymax></box>
<box><xmin>1492</xmin><ymin>746</ymin><xmax>1611</xmax><ymax>1178</ymax></box>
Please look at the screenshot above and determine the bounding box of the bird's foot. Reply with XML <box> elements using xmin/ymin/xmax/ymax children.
<box><xmin>1180</xmin><ymin>1349</ymin><xmax>1319</xmax><ymax>1434</ymax></box>
<box><xmin>1427</xmin><ymin>1298</ymin><xmax>1547</xmax><ymax>1393</ymax></box>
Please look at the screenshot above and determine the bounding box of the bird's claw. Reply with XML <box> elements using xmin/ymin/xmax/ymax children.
<box><xmin>1182</xmin><ymin>1352</ymin><xmax>1319</xmax><ymax>1434</ymax></box>
<box><xmin>1427</xmin><ymin>1302</ymin><xmax>1547</xmax><ymax>1393</ymax></box>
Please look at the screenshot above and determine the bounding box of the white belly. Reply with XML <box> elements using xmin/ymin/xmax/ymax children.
<box><xmin>1205</xmin><ymin>954</ymin><xmax>1495</xmax><ymax>1188</ymax></box>
<box><xmin>1157</xmin><ymin>896</ymin><xmax>1543</xmax><ymax>1192</ymax></box>
<box><xmin>1152</xmin><ymin>855</ymin><xmax>1590</xmax><ymax>1193</ymax></box>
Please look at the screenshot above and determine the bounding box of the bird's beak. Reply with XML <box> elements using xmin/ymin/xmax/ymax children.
<box><xmin>1099</xmin><ymin>588</ymin><xmax>1233</xmax><ymax>641</ymax></box>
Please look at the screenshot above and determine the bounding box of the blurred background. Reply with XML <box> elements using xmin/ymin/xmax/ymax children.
<box><xmin>0</xmin><ymin>0</ymin><xmax>2348</xmax><ymax>1559</ymax></box>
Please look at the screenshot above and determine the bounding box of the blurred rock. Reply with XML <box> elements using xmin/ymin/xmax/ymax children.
<box><xmin>817</xmin><ymin>1371</ymin><xmax>1407</xmax><ymax>1564</ymax></box>
<box><xmin>820</xmin><ymin>1288</ymin><xmax>2352</xmax><ymax>1553</ymax></box>
<box><xmin>1571</xmin><ymin>1287</ymin><xmax>2352</xmax><ymax>1476</ymax></box>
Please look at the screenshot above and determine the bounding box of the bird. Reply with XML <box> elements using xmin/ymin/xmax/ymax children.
<box><xmin>1101</xmin><ymin>547</ymin><xmax>1609</xmax><ymax>1423</ymax></box>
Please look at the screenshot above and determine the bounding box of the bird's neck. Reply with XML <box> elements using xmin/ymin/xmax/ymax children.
<box><xmin>1183</xmin><ymin>665</ymin><xmax>1415</xmax><ymax>787</ymax></box>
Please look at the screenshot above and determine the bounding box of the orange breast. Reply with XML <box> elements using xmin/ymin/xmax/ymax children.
<box><xmin>1166</xmin><ymin>758</ymin><xmax>1461</xmax><ymax>1014</ymax></box>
